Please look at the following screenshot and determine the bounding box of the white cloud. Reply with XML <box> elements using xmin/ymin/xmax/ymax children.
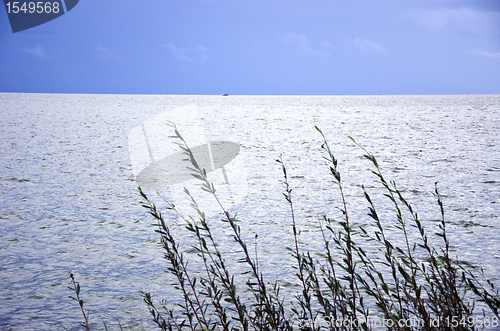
<box><xmin>353</xmin><ymin>38</ymin><xmax>385</xmax><ymax>53</ymax></box>
<box><xmin>466</xmin><ymin>49</ymin><xmax>500</xmax><ymax>59</ymax></box>
<box><xmin>414</xmin><ymin>7</ymin><xmax>500</xmax><ymax>35</ymax></box>
<box><xmin>23</xmin><ymin>45</ymin><xmax>48</xmax><ymax>59</ymax></box>
<box><xmin>417</xmin><ymin>9</ymin><xmax>451</xmax><ymax>30</ymax></box>
<box><xmin>165</xmin><ymin>44</ymin><xmax>191</xmax><ymax>62</ymax></box>
<box><xmin>281</xmin><ymin>33</ymin><xmax>331</xmax><ymax>58</ymax></box>
<box><xmin>197</xmin><ymin>45</ymin><xmax>208</xmax><ymax>52</ymax></box>
<box><xmin>281</xmin><ymin>33</ymin><xmax>308</xmax><ymax>45</ymax></box>
<box><xmin>165</xmin><ymin>44</ymin><xmax>208</xmax><ymax>62</ymax></box>
<box><xmin>322</xmin><ymin>40</ymin><xmax>334</xmax><ymax>49</ymax></box>
<box><xmin>94</xmin><ymin>45</ymin><xmax>113</xmax><ymax>61</ymax></box>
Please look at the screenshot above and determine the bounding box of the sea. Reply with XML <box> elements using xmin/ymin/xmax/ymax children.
<box><xmin>0</xmin><ymin>93</ymin><xmax>499</xmax><ymax>330</ymax></box>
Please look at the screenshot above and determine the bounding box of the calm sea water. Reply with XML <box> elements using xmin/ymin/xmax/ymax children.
<box><xmin>0</xmin><ymin>93</ymin><xmax>499</xmax><ymax>330</ymax></box>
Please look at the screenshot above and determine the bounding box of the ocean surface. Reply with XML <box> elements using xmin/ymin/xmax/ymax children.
<box><xmin>0</xmin><ymin>93</ymin><xmax>499</xmax><ymax>330</ymax></box>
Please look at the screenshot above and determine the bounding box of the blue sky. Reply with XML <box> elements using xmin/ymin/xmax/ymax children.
<box><xmin>0</xmin><ymin>0</ymin><xmax>499</xmax><ymax>95</ymax></box>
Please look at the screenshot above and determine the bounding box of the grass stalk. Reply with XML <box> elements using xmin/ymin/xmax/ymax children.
<box><xmin>68</xmin><ymin>124</ymin><xmax>500</xmax><ymax>331</ymax></box>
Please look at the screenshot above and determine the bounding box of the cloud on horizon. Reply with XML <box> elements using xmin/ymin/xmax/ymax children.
<box><xmin>165</xmin><ymin>44</ymin><xmax>191</xmax><ymax>62</ymax></box>
<box><xmin>94</xmin><ymin>45</ymin><xmax>114</xmax><ymax>61</ymax></box>
<box><xmin>164</xmin><ymin>44</ymin><xmax>208</xmax><ymax>63</ymax></box>
<box><xmin>414</xmin><ymin>7</ymin><xmax>500</xmax><ymax>36</ymax></box>
<box><xmin>353</xmin><ymin>38</ymin><xmax>385</xmax><ymax>53</ymax></box>
<box><xmin>23</xmin><ymin>45</ymin><xmax>48</xmax><ymax>59</ymax></box>
<box><xmin>281</xmin><ymin>33</ymin><xmax>331</xmax><ymax>58</ymax></box>
<box><xmin>466</xmin><ymin>49</ymin><xmax>500</xmax><ymax>59</ymax></box>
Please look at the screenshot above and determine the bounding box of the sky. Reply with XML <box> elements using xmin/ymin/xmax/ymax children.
<box><xmin>0</xmin><ymin>0</ymin><xmax>499</xmax><ymax>95</ymax></box>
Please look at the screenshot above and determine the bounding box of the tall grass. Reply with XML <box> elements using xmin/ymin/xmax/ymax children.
<box><xmin>64</xmin><ymin>273</ymin><xmax>146</xmax><ymax>331</ymax></box>
<box><xmin>137</xmin><ymin>124</ymin><xmax>500</xmax><ymax>330</ymax></box>
<box><xmin>71</xmin><ymin>125</ymin><xmax>500</xmax><ymax>330</ymax></box>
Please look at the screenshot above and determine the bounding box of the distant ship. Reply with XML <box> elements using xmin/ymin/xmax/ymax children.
<box><xmin>222</xmin><ymin>94</ymin><xmax>229</xmax><ymax>96</ymax></box>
